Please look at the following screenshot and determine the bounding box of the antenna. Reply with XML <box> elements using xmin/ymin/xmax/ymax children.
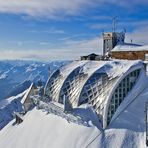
<box><xmin>102</xmin><ymin>29</ymin><xmax>104</xmax><ymax>36</ymax></box>
<box><xmin>123</xmin><ymin>28</ymin><xmax>126</xmax><ymax>33</ymax></box>
<box><xmin>112</xmin><ymin>16</ymin><xmax>117</xmax><ymax>33</ymax></box>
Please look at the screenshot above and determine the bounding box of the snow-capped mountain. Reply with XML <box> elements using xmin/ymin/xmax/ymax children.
<box><xmin>0</xmin><ymin>60</ymin><xmax>70</xmax><ymax>100</ymax></box>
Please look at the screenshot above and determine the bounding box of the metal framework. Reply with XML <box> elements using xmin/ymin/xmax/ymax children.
<box><xmin>44</xmin><ymin>60</ymin><xmax>144</xmax><ymax>128</ymax></box>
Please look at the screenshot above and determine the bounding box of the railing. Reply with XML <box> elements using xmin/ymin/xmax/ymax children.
<box><xmin>32</xmin><ymin>96</ymin><xmax>89</xmax><ymax>127</ymax></box>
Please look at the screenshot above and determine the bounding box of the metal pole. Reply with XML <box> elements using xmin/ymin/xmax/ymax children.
<box><xmin>146</xmin><ymin>102</ymin><xmax>148</xmax><ymax>146</ymax></box>
<box><xmin>112</xmin><ymin>17</ymin><xmax>117</xmax><ymax>33</ymax></box>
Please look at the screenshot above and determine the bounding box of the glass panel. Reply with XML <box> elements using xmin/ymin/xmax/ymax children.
<box><xmin>107</xmin><ymin>69</ymin><xmax>141</xmax><ymax>126</ymax></box>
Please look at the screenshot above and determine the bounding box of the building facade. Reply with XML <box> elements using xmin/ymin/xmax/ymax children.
<box><xmin>103</xmin><ymin>32</ymin><xmax>125</xmax><ymax>56</ymax></box>
<box><xmin>111</xmin><ymin>44</ymin><xmax>148</xmax><ymax>60</ymax></box>
<box><xmin>44</xmin><ymin>60</ymin><xmax>146</xmax><ymax>128</ymax></box>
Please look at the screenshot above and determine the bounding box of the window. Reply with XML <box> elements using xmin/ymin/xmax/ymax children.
<box><xmin>94</xmin><ymin>92</ymin><xmax>97</xmax><ymax>97</ymax></box>
<box><xmin>115</xmin><ymin>99</ymin><xmax>118</xmax><ymax>104</ymax></box>
<box><xmin>58</xmin><ymin>66</ymin><xmax>86</xmax><ymax>104</ymax></box>
<box><xmin>107</xmin><ymin>69</ymin><xmax>141</xmax><ymax>126</ymax></box>
<box><xmin>88</xmin><ymin>90</ymin><xmax>92</xmax><ymax>95</ymax></box>
<box><xmin>79</xmin><ymin>73</ymin><xmax>107</xmax><ymax>106</ymax></box>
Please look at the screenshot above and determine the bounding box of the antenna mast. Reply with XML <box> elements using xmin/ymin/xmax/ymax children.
<box><xmin>112</xmin><ymin>17</ymin><xmax>117</xmax><ymax>33</ymax></box>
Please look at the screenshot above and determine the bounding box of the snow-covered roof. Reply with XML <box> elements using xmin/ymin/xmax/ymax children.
<box><xmin>45</xmin><ymin>60</ymin><xmax>143</xmax><ymax>104</ymax></box>
<box><xmin>112</xmin><ymin>43</ymin><xmax>148</xmax><ymax>52</ymax></box>
<box><xmin>45</xmin><ymin>59</ymin><xmax>146</xmax><ymax>128</ymax></box>
<box><xmin>0</xmin><ymin>108</ymin><xmax>101</xmax><ymax>148</ymax></box>
<box><xmin>48</xmin><ymin>60</ymin><xmax>142</xmax><ymax>83</ymax></box>
<box><xmin>77</xmin><ymin>60</ymin><xmax>143</xmax><ymax>104</ymax></box>
<box><xmin>58</xmin><ymin>61</ymin><xmax>109</xmax><ymax>106</ymax></box>
<box><xmin>44</xmin><ymin>61</ymin><xmax>87</xmax><ymax>102</ymax></box>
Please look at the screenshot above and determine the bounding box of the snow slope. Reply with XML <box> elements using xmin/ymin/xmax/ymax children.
<box><xmin>0</xmin><ymin>108</ymin><xmax>101</xmax><ymax>148</ymax></box>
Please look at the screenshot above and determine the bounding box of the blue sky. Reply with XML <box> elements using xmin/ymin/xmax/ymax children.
<box><xmin>0</xmin><ymin>0</ymin><xmax>148</xmax><ymax>61</ymax></box>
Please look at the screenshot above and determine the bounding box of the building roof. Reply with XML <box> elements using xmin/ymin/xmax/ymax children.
<box><xmin>111</xmin><ymin>43</ymin><xmax>148</xmax><ymax>52</ymax></box>
<box><xmin>81</xmin><ymin>53</ymin><xmax>100</xmax><ymax>57</ymax></box>
<box><xmin>44</xmin><ymin>59</ymin><xmax>145</xmax><ymax>128</ymax></box>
